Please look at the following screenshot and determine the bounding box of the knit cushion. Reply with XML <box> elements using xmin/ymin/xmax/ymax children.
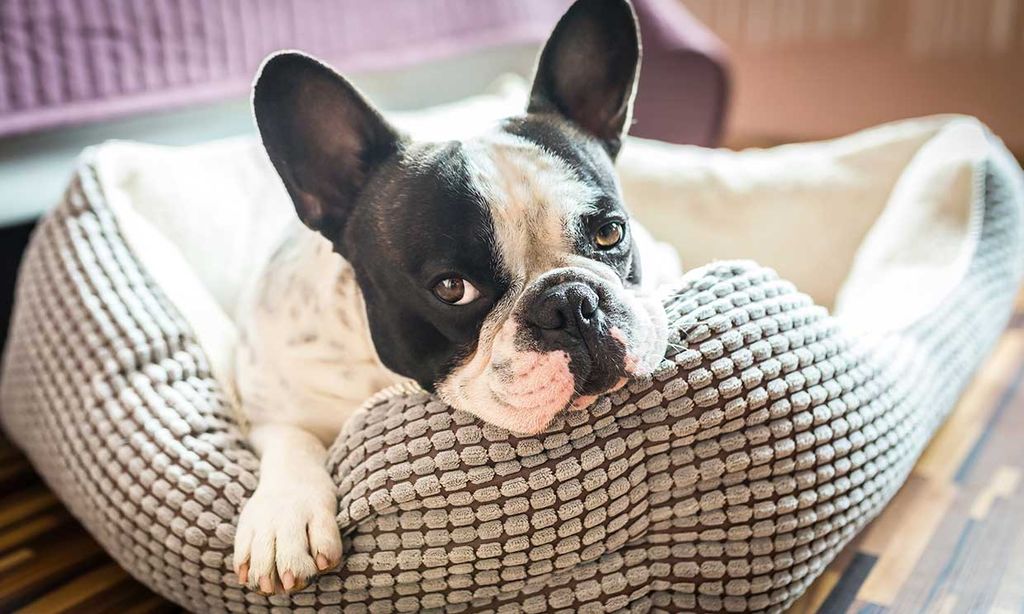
<box><xmin>2</xmin><ymin>114</ymin><xmax>1022</xmax><ymax>613</ymax></box>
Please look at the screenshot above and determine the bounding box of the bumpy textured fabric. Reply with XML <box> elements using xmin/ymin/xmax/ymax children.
<box><xmin>2</xmin><ymin>148</ymin><xmax>1022</xmax><ymax>614</ymax></box>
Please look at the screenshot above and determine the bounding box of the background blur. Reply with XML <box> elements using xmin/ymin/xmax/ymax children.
<box><xmin>691</xmin><ymin>0</ymin><xmax>1024</xmax><ymax>156</ymax></box>
<box><xmin>2</xmin><ymin>0</ymin><xmax>1023</xmax><ymax>226</ymax></box>
<box><xmin>1</xmin><ymin>1</ymin><xmax>1023</xmax><ymax>611</ymax></box>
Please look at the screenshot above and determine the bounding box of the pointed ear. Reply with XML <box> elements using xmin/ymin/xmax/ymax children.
<box><xmin>528</xmin><ymin>0</ymin><xmax>641</xmax><ymax>158</ymax></box>
<box><xmin>253</xmin><ymin>52</ymin><xmax>402</xmax><ymax>242</ymax></box>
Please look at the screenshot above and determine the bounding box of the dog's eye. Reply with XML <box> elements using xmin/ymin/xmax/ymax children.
<box><xmin>594</xmin><ymin>221</ymin><xmax>625</xmax><ymax>249</ymax></box>
<box><xmin>432</xmin><ymin>276</ymin><xmax>480</xmax><ymax>305</ymax></box>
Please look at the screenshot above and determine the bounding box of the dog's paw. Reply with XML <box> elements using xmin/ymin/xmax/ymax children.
<box><xmin>232</xmin><ymin>477</ymin><xmax>342</xmax><ymax>594</ymax></box>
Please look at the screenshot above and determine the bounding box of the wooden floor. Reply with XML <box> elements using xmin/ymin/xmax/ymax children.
<box><xmin>3</xmin><ymin>307</ymin><xmax>1024</xmax><ymax>613</ymax></box>
<box><xmin>791</xmin><ymin>298</ymin><xmax>1024</xmax><ymax>614</ymax></box>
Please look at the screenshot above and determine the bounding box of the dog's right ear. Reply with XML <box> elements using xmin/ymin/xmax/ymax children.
<box><xmin>528</xmin><ymin>0</ymin><xmax>640</xmax><ymax>159</ymax></box>
<box><xmin>253</xmin><ymin>52</ymin><xmax>402</xmax><ymax>242</ymax></box>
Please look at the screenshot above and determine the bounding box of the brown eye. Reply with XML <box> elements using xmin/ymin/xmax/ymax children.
<box><xmin>594</xmin><ymin>221</ymin><xmax>625</xmax><ymax>249</ymax></box>
<box><xmin>432</xmin><ymin>276</ymin><xmax>481</xmax><ymax>305</ymax></box>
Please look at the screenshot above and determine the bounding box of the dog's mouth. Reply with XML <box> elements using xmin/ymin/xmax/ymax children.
<box><xmin>532</xmin><ymin>320</ymin><xmax>631</xmax><ymax>393</ymax></box>
<box><xmin>488</xmin><ymin>336</ymin><xmax>628</xmax><ymax>408</ymax></box>
<box><xmin>567</xmin><ymin>376</ymin><xmax>629</xmax><ymax>411</ymax></box>
<box><xmin>436</xmin><ymin>279</ymin><xmax>670</xmax><ymax>436</ymax></box>
<box><xmin>480</xmin><ymin>353</ymin><xmax>629</xmax><ymax>434</ymax></box>
<box><xmin>486</xmin><ymin>314</ymin><xmax>666</xmax><ymax>429</ymax></box>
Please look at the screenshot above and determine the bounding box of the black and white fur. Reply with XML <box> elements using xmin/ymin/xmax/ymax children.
<box><xmin>233</xmin><ymin>0</ymin><xmax>679</xmax><ymax>594</ymax></box>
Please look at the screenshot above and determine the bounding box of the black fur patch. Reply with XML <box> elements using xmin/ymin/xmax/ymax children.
<box><xmin>341</xmin><ymin>141</ymin><xmax>508</xmax><ymax>389</ymax></box>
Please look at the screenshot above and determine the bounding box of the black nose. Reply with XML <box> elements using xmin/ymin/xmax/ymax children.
<box><xmin>527</xmin><ymin>282</ymin><xmax>601</xmax><ymax>334</ymax></box>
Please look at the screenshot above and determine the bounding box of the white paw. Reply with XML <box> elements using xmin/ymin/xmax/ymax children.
<box><xmin>233</xmin><ymin>475</ymin><xmax>342</xmax><ymax>594</ymax></box>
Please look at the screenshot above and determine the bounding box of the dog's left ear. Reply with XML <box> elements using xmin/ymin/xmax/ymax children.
<box><xmin>528</xmin><ymin>0</ymin><xmax>641</xmax><ymax>158</ymax></box>
<box><xmin>253</xmin><ymin>52</ymin><xmax>402</xmax><ymax>245</ymax></box>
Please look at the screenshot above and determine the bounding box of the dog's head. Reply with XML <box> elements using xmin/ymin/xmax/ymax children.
<box><xmin>253</xmin><ymin>0</ymin><xmax>668</xmax><ymax>434</ymax></box>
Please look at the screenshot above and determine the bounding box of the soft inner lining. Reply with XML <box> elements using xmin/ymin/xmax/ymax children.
<box><xmin>619</xmin><ymin>116</ymin><xmax>985</xmax><ymax>334</ymax></box>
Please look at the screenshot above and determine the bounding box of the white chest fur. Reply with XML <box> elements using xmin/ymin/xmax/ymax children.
<box><xmin>233</xmin><ymin>222</ymin><xmax>406</xmax><ymax>444</ymax></box>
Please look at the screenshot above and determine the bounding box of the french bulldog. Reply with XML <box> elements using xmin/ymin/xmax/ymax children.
<box><xmin>232</xmin><ymin>0</ymin><xmax>680</xmax><ymax>594</ymax></box>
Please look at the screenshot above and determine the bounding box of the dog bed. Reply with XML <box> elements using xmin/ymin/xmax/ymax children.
<box><xmin>2</xmin><ymin>89</ymin><xmax>1023</xmax><ymax>612</ymax></box>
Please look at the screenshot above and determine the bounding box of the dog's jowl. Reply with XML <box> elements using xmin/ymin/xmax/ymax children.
<box><xmin>232</xmin><ymin>0</ymin><xmax>680</xmax><ymax>594</ymax></box>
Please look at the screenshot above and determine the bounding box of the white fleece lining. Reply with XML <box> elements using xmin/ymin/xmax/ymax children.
<box><xmin>615</xmin><ymin>116</ymin><xmax>985</xmax><ymax>335</ymax></box>
<box><xmin>616</xmin><ymin>115</ymin><xmax>984</xmax><ymax>315</ymax></box>
<box><xmin>832</xmin><ymin>119</ymin><xmax>986</xmax><ymax>334</ymax></box>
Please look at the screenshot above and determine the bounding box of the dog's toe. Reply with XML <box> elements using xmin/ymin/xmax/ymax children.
<box><xmin>257</xmin><ymin>574</ymin><xmax>275</xmax><ymax>594</ymax></box>
<box><xmin>233</xmin><ymin>484</ymin><xmax>340</xmax><ymax>595</ymax></box>
<box><xmin>273</xmin><ymin>518</ymin><xmax>320</xmax><ymax>589</ymax></box>
<box><xmin>245</xmin><ymin>522</ymin><xmax>279</xmax><ymax>591</ymax></box>
<box><xmin>307</xmin><ymin>504</ymin><xmax>343</xmax><ymax>570</ymax></box>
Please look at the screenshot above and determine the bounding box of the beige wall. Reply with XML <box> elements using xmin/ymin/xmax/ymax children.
<box><xmin>682</xmin><ymin>0</ymin><xmax>1024</xmax><ymax>155</ymax></box>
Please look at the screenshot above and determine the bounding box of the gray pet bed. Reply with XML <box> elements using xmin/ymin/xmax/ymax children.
<box><xmin>3</xmin><ymin>108</ymin><xmax>1023</xmax><ymax>613</ymax></box>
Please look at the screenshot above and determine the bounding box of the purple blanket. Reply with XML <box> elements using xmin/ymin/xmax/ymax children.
<box><xmin>0</xmin><ymin>0</ymin><xmax>727</xmax><ymax>146</ymax></box>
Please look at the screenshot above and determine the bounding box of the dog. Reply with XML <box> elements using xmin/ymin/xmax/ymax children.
<box><xmin>232</xmin><ymin>0</ymin><xmax>680</xmax><ymax>595</ymax></box>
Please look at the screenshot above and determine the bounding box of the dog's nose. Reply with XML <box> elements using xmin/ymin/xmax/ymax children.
<box><xmin>527</xmin><ymin>281</ymin><xmax>601</xmax><ymax>334</ymax></box>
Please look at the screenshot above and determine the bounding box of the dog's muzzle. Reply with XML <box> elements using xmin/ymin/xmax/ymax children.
<box><xmin>521</xmin><ymin>272</ymin><xmax>631</xmax><ymax>395</ymax></box>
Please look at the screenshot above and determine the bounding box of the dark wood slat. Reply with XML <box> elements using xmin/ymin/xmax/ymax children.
<box><xmin>0</xmin><ymin>487</ymin><xmax>60</xmax><ymax>530</ymax></box>
<box><xmin>0</xmin><ymin>456</ymin><xmax>37</xmax><ymax>496</ymax></box>
<box><xmin>17</xmin><ymin>563</ymin><xmax>132</xmax><ymax>614</ymax></box>
<box><xmin>19</xmin><ymin>563</ymin><xmax>176</xmax><ymax>614</ymax></box>
<box><xmin>0</xmin><ymin>528</ymin><xmax>107</xmax><ymax>611</ymax></box>
<box><xmin>0</xmin><ymin>509</ymin><xmax>76</xmax><ymax>554</ymax></box>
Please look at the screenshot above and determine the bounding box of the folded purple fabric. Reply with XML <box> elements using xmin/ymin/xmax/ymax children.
<box><xmin>632</xmin><ymin>0</ymin><xmax>730</xmax><ymax>146</ymax></box>
<box><xmin>0</xmin><ymin>0</ymin><xmax>728</xmax><ymax>146</ymax></box>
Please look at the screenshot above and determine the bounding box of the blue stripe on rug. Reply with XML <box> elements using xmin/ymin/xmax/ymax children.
<box><xmin>919</xmin><ymin>519</ymin><xmax>977</xmax><ymax>611</ymax></box>
<box><xmin>819</xmin><ymin>552</ymin><xmax>878</xmax><ymax>613</ymax></box>
<box><xmin>954</xmin><ymin>358</ymin><xmax>1024</xmax><ymax>484</ymax></box>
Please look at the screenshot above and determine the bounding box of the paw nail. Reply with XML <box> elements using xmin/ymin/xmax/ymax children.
<box><xmin>238</xmin><ymin>562</ymin><xmax>249</xmax><ymax>584</ymax></box>
<box><xmin>316</xmin><ymin>554</ymin><xmax>330</xmax><ymax>570</ymax></box>
<box><xmin>282</xmin><ymin>571</ymin><xmax>295</xmax><ymax>591</ymax></box>
<box><xmin>259</xmin><ymin>575</ymin><xmax>273</xmax><ymax>593</ymax></box>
